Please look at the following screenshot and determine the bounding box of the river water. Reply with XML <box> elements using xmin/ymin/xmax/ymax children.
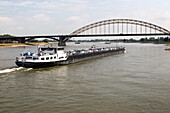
<box><xmin>0</xmin><ymin>43</ymin><xmax>170</xmax><ymax>113</ymax></box>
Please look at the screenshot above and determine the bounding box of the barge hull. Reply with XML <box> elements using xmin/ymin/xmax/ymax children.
<box><xmin>15</xmin><ymin>48</ymin><xmax>125</xmax><ymax>68</ymax></box>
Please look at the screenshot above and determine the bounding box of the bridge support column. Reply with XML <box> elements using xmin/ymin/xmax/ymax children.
<box><xmin>17</xmin><ymin>38</ymin><xmax>25</xmax><ymax>43</ymax></box>
<box><xmin>58</xmin><ymin>37</ymin><xmax>66</xmax><ymax>46</ymax></box>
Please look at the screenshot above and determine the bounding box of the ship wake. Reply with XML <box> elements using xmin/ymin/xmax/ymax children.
<box><xmin>0</xmin><ymin>67</ymin><xmax>33</xmax><ymax>74</ymax></box>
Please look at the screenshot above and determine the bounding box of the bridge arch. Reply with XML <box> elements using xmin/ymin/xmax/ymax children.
<box><xmin>70</xmin><ymin>19</ymin><xmax>170</xmax><ymax>35</ymax></box>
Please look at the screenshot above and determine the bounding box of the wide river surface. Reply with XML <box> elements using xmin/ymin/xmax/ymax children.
<box><xmin>0</xmin><ymin>43</ymin><xmax>170</xmax><ymax>113</ymax></box>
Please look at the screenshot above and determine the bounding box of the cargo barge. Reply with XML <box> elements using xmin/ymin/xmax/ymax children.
<box><xmin>15</xmin><ymin>45</ymin><xmax>125</xmax><ymax>68</ymax></box>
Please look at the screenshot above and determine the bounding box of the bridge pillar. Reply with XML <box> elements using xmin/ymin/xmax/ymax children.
<box><xmin>16</xmin><ymin>38</ymin><xmax>25</xmax><ymax>43</ymax></box>
<box><xmin>58</xmin><ymin>37</ymin><xmax>66</xmax><ymax>46</ymax></box>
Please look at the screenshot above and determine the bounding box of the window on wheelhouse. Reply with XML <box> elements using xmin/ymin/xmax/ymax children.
<box><xmin>26</xmin><ymin>57</ymin><xmax>32</xmax><ymax>59</ymax></box>
<box><xmin>59</xmin><ymin>57</ymin><xmax>64</xmax><ymax>59</ymax></box>
<box><xmin>33</xmin><ymin>57</ymin><xmax>38</xmax><ymax>60</ymax></box>
<box><xmin>57</xmin><ymin>48</ymin><xmax>64</xmax><ymax>50</ymax></box>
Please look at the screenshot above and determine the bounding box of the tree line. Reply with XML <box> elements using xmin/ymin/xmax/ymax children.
<box><xmin>68</xmin><ymin>37</ymin><xmax>170</xmax><ymax>43</ymax></box>
<box><xmin>0</xmin><ymin>34</ymin><xmax>169</xmax><ymax>43</ymax></box>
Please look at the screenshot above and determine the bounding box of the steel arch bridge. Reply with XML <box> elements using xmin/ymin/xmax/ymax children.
<box><xmin>1</xmin><ymin>19</ymin><xmax>170</xmax><ymax>46</ymax></box>
<box><xmin>70</xmin><ymin>19</ymin><xmax>170</xmax><ymax>35</ymax></box>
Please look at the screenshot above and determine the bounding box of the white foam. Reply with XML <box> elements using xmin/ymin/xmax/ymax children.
<box><xmin>0</xmin><ymin>67</ymin><xmax>24</xmax><ymax>74</ymax></box>
<box><xmin>25</xmin><ymin>68</ymin><xmax>33</xmax><ymax>71</ymax></box>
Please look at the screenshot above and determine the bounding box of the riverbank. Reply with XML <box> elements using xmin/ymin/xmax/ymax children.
<box><xmin>26</xmin><ymin>42</ymin><xmax>57</xmax><ymax>45</ymax></box>
<box><xmin>165</xmin><ymin>43</ymin><xmax>170</xmax><ymax>46</ymax></box>
<box><xmin>165</xmin><ymin>48</ymin><xmax>170</xmax><ymax>50</ymax></box>
<box><xmin>0</xmin><ymin>42</ymin><xmax>57</xmax><ymax>48</ymax></box>
<box><xmin>0</xmin><ymin>42</ymin><xmax>170</xmax><ymax>48</ymax></box>
<box><xmin>0</xmin><ymin>43</ymin><xmax>29</xmax><ymax>48</ymax></box>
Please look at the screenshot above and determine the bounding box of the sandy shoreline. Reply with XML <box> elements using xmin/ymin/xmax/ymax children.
<box><xmin>0</xmin><ymin>42</ymin><xmax>53</xmax><ymax>48</ymax></box>
<box><xmin>165</xmin><ymin>43</ymin><xmax>170</xmax><ymax>46</ymax></box>
<box><xmin>0</xmin><ymin>44</ymin><xmax>30</xmax><ymax>48</ymax></box>
<box><xmin>0</xmin><ymin>42</ymin><xmax>170</xmax><ymax>48</ymax></box>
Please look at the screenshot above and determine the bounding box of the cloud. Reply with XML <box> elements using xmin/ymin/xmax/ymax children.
<box><xmin>0</xmin><ymin>1</ymin><xmax>33</xmax><ymax>7</ymax></box>
<box><xmin>0</xmin><ymin>0</ymin><xmax>63</xmax><ymax>9</ymax></box>
<box><xmin>119</xmin><ymin>0</ymin><xmax>131</xmax><ymax>2</ymax></box>
<box><xmin>15</xmin><ymin>1</ymin><xmax>33</xmax><ymax>7</ymax></box>
<box><xmin>67</xmin><ymin>3</ymin><xmax>88</xmax><ymax>12</ymax></box>
<box><xmin>33</xmin><ymin>14</ymin><xmax>50</xmax><ymax>21</ymax></box>
<box><xmin>128</xmin><ymin>10</ymin><xmax>170</xmax><ymax>29</ymax></box>
<box><xmin>17</xmin><ymin>27</ymin><xmax>24</xmax><ymax>30</ymax></box>
<box><xmin>0</xmin><ymin>1</ymin><xmax>11</xmax><ymax>6</ymax></box>
<box><xmin>0</xmin><ymin>0</ymin><xmax>90</xmax><ymax>14</ymax></box>
<box><xmin>0</xmin><ymin>0</ymin><xmax>170</xmax><ymax>35</ymax></box>
<box><xmin>66</xmin><ymin>16</ymin><xmax>81</xmax><ymax>22</ymax></box>
<box><xmin>0</xmin><ymin>16</ymin><xmax>16</xmax><ymax>34</ymax></box>
<box><xmin>34</xmin><ymin>1</ymin><xmax>59</xmax><ymax>9</ymax></box>
<box><xmin>66</xmin><ymin>14</ymin><xmax>90</xmax><ymax>23</ymax></box>
<box><xmin>65</xmin><ymin>14</ymin><xmax>91</xmax><ymax>33</ymax></box>
<box><xmin>64</xmin><ymin>0</ymin><xmax>88</xmax><ymax>4</ymax></box>
<box><xmin>0</xmin><ymin>16</ymin><xmax>15</xmax><ymax>24</ymax></box>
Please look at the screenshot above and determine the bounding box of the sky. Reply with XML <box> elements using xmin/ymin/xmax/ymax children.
<box><xmin>0</xmin><ymin>0</ymin><xmax>170</xmax><ymax>36</ymax></box>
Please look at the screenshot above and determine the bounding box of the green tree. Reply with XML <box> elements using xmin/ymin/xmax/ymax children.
<box><xmin>43</xmin><ymin>39</ymin><xmax>49</xmax><ymax>43</ymax></box>
<box><xmin>164</xmin><ymin>37</ymin><xmax>169</xmax><ymax>42</ymax></box>
<box><xmin>3</xmin><ymin>34</ymin><xmax>11</xmax><ymax>37</ymax></box>
<box><xmin>0</xmin><ymin>34</ymin><xmax>11</xmax><ymax>37</ymax></box>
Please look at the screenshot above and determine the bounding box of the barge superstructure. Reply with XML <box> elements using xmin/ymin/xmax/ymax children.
<box><xmin>15</xmin><ymin>45</ymin><xmax>125</xmax><ymax>68</ymax></box>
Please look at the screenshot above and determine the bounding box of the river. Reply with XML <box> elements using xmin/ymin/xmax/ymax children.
<box><xmin>0</xmin><ymin>43</ymin><xmax>170</xmax><ymax>113</ymax></box>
